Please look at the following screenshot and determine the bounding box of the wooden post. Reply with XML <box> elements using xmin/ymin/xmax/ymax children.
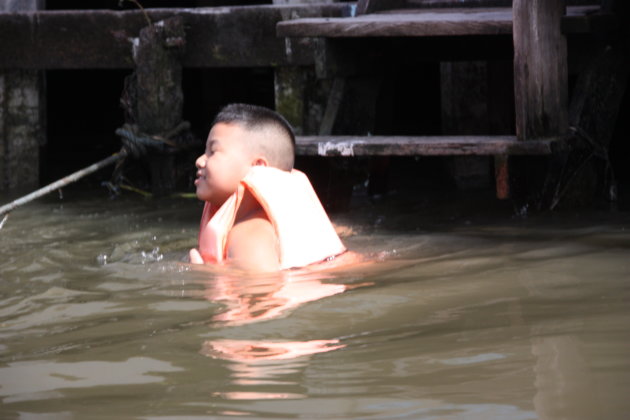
<box><xmin>133</xmin><ymin>17</ymin><xmax>185</xmax><ymax>136</ymax></box>
<box><xmin>513</xmin><ymin>0</ymin><xmax>569</xmax><ymax>140</ymax></box>
<box><xmin>122</xmin><ymin>16</ymin><xmax>187</xmax><ymax>196</ymax></box>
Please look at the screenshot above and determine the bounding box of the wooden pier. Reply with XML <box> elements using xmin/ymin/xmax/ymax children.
<box><xmin>0</xmin><ymin>0</ymin><xmax>626</xmax><ymax>206</ymax></box>
<box><xmin>277</xmin><ymin>0</ymin><xmax>613</xmax><ymax>199</ymax></box>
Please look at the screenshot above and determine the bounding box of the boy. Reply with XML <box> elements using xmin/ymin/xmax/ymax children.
<box><xmin>189</xmin><ymin>103</ymin><xmax>346</xmax><ymax>272</ymax></box>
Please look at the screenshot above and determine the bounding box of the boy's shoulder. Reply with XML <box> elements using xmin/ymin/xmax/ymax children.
<box><xmin>226</xmin><ymin>209</ymin><xmax>280</xmax><ymax>271</ymax></box>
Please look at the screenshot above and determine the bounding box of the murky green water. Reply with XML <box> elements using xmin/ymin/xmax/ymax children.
<box><xmin>1</xmin><ymin>188</ymin><xmax>629</xmax><ymax>419</ymax></box>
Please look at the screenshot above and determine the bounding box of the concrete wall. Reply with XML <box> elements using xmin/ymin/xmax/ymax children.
<box><xmin>0</xmin><ymin>0</ymin><xmax>45</xmax><ymax>191</ymax></box>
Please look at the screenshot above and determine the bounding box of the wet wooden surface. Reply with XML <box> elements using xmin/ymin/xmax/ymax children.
<box><xmin>513</xmin><ymin>0</ymin><xmax>568</xmax><ymax>140</ymax></box>
<box><xmin>295</xmin><ymin>135</ymin><xmax>559</xmax><ymax>156</ymax></box>
<box><xmin>0</xmin><ymin>5</ymin><xmax>345</xmax><ymax>69</ymax></box>
<box><xmin>277</xmin><ymin>6</ymin><xmax>603</xmax><ymax>38</ymax></box>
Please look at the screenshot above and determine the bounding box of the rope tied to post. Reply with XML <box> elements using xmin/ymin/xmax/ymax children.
<box><xmin>0</xmin><ymin>120</ymin><xmax>194</xmax><ymax>220</ymax></box>
<box><xmin>115</xmin><ymin>121</ymin><xmax>190</xmax><ymax>158</ymax></box>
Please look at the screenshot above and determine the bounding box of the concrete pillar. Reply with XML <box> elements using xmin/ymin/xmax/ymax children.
<box><xmin>0</xmin><ymin>0</ymin><xmax>45</xmax><ymax>191</ymax></box>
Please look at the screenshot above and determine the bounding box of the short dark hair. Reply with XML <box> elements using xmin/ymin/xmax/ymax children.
<box><xmin>213</xmin><ymin>103</ymin><xmax>295</xmax><ymax>170</ymax></box>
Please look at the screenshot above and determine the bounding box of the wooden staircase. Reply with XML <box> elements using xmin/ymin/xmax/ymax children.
<box><xmin>276</xmin><ymin>0</ymin><xmax>609</xmax><ymax>199</ymax></box>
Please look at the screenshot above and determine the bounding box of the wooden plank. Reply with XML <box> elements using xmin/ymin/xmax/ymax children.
<box><xmin>277</xmin><ymin>6</ymin><xmax>600</xmax><ymax>38</ymax></box>
<box><xmin>358</xmin><ymin>0</ymin><xmax>515</xmax><ymax>14</ymax></box>
<box><xmin>513</xmin><ymin>0</ymin><xmax>569</xmax><ymax>140</ymax></box>
<box><xmin>0</xmin><ymin>5</ymin><xmax>346</xmax><ymax>69</ymax></box>
<box><xmin>295</xmin><ymin>135</ymin><xmax>558</xmax><ymax>156</ymax></box>
<box><xmin>279</xmin><ymin>8</ymin><xmax>514</xmax><ymax>37</ymax></box>
<box><xmin>406</xmin><ymin>0</ymin><xmax>513</xmax><ymax>6</ymax></box>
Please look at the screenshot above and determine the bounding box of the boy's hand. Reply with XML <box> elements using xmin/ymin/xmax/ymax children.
<box><xmin>189</xmin><ymin>248</ymin><xmax>204</xmax><ymax>264</ymax></box>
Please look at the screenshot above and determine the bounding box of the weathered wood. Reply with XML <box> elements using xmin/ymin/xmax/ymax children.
<box><xmin>313</xmin><ymin>38</ymin><xmax>360</xmax><ymax>79</ymax></box>
<box><xmin>319</xmin><ymin>77</ymin><xmax>345</xmax><ymax>135</ymax></box>
<box><xmin>0</xmin><ymin>5</ymin><xmax>347</xmax><ymax>70</ymax></box>
<box><xmin>0</xmin><ymin>0</ymin><xmax>44</xmax><ymax>191</ymax></box>
<box><xmin>133</xmin><ymin>17</ymin><xmax>185</xmax><ymax>135</ymax></box>
<box><xmin>274</xmin><ymin>66</ymin><xmax>306</xmax><ymax>135</ymax></box>
<box><xmin>280</xmin><ymin>8</ymin><xmax>513</xmax><ymax>37</ymax></box>
<box><xmin>407</xmin><ymin>0</ymin><xmax>512</xmax><ymax>7</ymax></box>
<box><xmin>120</xmin><ymin>17</ymin><xmax>193</xmax><ymax>196</ymax></box>
<box><xmin>277</xmin><ymin>6</ymin><xmax>600</xmax><ymax>38</ymax></box>
<box><xmin>360</xmin><ymin>0</ymin><xmax>594</xmax><ymax>14</ymax></box>
<box><xmin>513</xmin><ymin>0</ymin><xmax>569</xmax><ymax>140</ymax></box>
<box><xmin>295</xmin><ymin>135</ymin><xmax>558</xmax><ymax>156</ymax></box>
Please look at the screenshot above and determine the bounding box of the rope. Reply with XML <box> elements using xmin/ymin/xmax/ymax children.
<box><xmin>115</xmin><ymin>122</ymin><xmax>189</xmax><ymax>158</ymax></box>
<box><xmin>0</xmin><ymin>151</ymin><xmax>125</xmax><ymax>217</ymax></box>
<box><xmin>0</xmin><ymin>121</ymin><xmax>193</xmax><ymax>220</ymax></box>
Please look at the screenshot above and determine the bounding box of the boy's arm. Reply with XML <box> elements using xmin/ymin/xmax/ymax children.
<box><xmin>226</xmin><ymin>214</ymin><xmax>281</xmax><ymax>272</ymax></box>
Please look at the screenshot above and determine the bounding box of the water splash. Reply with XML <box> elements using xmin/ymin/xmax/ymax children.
<box><xmin>97</xmin><ymin>245</ymin><xmax>164</xmax><ymax>266</ymax></box>
<box><xmin>140</xmin><ymin>247</ymin><xmax>164</xmax><ymax>264</ymax></box>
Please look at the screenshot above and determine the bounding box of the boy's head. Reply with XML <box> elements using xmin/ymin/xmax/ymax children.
<box><xmin>195</xmin><ymin>104</ymin><xmax>296</xmax><ymax>206</ymax></box>
<box><xmin>212</xmin><ymin>103</ymin><xmax>296</xmax><ymax>171</ymax></box>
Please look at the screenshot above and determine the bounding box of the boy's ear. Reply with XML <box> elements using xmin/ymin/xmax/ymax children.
<box><xmin>252</xmin><ymin>157</ymin><xmax>269</xmax><ymax>167</ymax></box>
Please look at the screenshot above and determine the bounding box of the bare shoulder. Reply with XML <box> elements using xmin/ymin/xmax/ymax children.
<box><xmin>226</xmin><ymin>210</ymin><xmax>280</xmax><ymax>272</ymax></box>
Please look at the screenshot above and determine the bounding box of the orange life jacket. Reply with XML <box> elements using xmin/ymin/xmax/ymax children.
<box><xmin>198</xmin><ymin>167</ymin><xmax>346</xmax><ymax>269</ymax></box>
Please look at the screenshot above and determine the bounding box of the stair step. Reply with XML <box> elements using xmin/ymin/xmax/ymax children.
<box><xmin>277</xmin><ymin>6</ymin><xmax>602</xmax><ymax>38</ymax></box>
<box><xmin>295</xmin><ymin>135</ymin><xmax>560</xmax><ymax>156</ymax></box>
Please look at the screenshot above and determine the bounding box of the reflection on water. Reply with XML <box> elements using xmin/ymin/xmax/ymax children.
<box><xmin>0</xmin><ymin>190</ymin><xmax>629</xmax><ymax>419</ymax></box>
<box><xmin>199</xmin><ymin>270</ymin><xmax>350</xmax><ymax>400</ymax></box>
<box><xmin>0</xmin><ymin>357</ymin><xmax>183</xmax><ymax>403</ymax></box>
<box><xmin>203</xmin><ymin>272</ymin><xmax>349</xmax><ymax>325</ymax></box>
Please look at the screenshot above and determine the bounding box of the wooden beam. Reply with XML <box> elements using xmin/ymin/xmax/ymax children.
<box><xmin>357</xmin><ymin>0</ymin><xmax>518</xmax><ymax>14</ymax></box>
<box><xmin>279</xmin><ymin>8</ymin><xmax>514</xmax><ymax>37</ymax></box>
<box><xmin>277</xmin><ymin>6</ymin><xmax>600</xmax><ymax>38</ymax></box>
<box><xmin>513</xmin><ymin>0</ymin><xmax>569</xmax><ymax>140</ymax></box>
<box><xmin>295</xmin><ymin>135</ymin><xmax>558</xmax><ymax>156</ymax></box>
<box><xmin>0</xmin><ymin>5</ymin><xmax>347</xmax><ymax>69</ymax></box>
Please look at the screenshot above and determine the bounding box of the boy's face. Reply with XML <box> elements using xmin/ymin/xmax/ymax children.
<box><xmin>195</xmin><ymin>122</ymin><xmax>255</xmax><ymax>207</ymax></box>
